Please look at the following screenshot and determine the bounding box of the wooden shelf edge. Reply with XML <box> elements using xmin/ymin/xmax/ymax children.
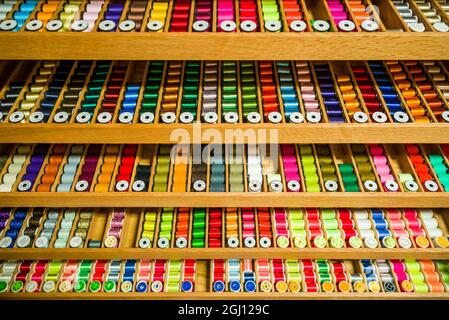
<box><xmin>1</xmin><ymin>292</ymin><xmax>448</xmax><ymax>300</ymax></box>
<box><xmin>1</xmin><ymin>192</ymin><xmax>448</xmax><ymax>208</ymax></box>
<box><xmin>1</xmin><ymin>33</ymin><xmax>449</xmax><ymax>60</ymax></box>
<box><xmin>1</xmin><ymin>248</ymin><xmax>448</xmax><ymax>260</ymax></box>
<box><xmin>1</xmin><ymin>123</ymin><xmax>449</xmax><ymax>144</ymax></box>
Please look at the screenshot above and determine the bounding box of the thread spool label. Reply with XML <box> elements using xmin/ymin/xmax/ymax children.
<box><xmin>393</xmin><ymin>111</ymin><xmax>409</xmax><ymax>123</ymax></box>
<box><xmin>287</xmin><ymin>180</ymin><xmax>300</xmax><ymax>192</ymax></box>
<box><xmin>161</xmin><ymin>112</ymin><xmax>176</xmax><ymax>124</ymax></box>
<box><xmin>97</xmin><ymin>111</ymin><xmax>112</xmax><ymax>123</ymax></box>
<box><xmin>116</xmin><ymin>180</ymin><xmax>129</xmax><ymax>192</ymax></box>
<box><xmin>228</xmin><ymin>237</ymin><xmax>239</xmax><ymax>248</ymax></box>
<box><xmin>71</xmin><ymin>20</ymin><xmax>89</xmax><ymax>32</ymax></box>
<box><xmin>46</xmin><ymin>20</ymin><xmax>63</xmax><ymax>32</ymax></box>
<box><xmin>276</xmin><ymin>235</ymin><xmax>289</xmax><ymax>248</ymax></box>
<box><xmin>353</xmin><ymin>111</ymin><xmax>368</xmax><ymax>123</ymax></box>
<box><xmin>203</xmin><ymin>112</ymin><xmax>218</xmax><ymax>123</ymax></box>
<box><xmin>193</xmin><ymin>180</ymin><xmax>206</xmax><ymax>192</ymax></box>
<box><xmin>17</xmin><ymin>235</ymin><xmax>31</xmax><ymax>248</ymax></box>
<box><xmin>18</xmin><ymin>180</ymin><xmax>32</xmax><ymax>192</ymax></box>
<box><xmin>139</xmin><ymin>237</ymin><xmax>151</xmax><ymax>248</ymax></box>
<box><xmin>119</xmin><ymin>20</ymin><xmax>136</xmax><ymax>32</ymax></box>
<box><xmin>104</xmin><ymin>280</ymin><xmax>116</xmax><ymax>292</ymax></box>
<box><xmin>372</xmin><ymin>111</ymin><xmax>387</xmax><ymax>123</ymax></box>
<box><xmin>434</xmin><ymin>22</ymin><xmax>449</xmax><ymax>32</ymax></box>
<box><xmin>104</xmin><ymin>235</ymin><xmax>118</xmax><ymax>248</ymax></box>
<box><xmin>404</xmin><ymin>180</ymin><xmax>419</xmax><ymax>192</ymax></box>
<box><xmin>151</xmin><ymin>280</ymin><xmax>163</xmax><ymax>292</ymax></box>
<box><xmin>240</xmin><ymin>20</ymin><xmax>257</xmax><ymax>32</ymax></box>
<box><xmin>220</xmin><ymin>20</ymin><xmax>236</xmax><ymax>32</ymax></box>
<box><xmin>248</xmin><ymin>180</ymin><xmax>262</xmax><ymax>192</ymax></box>
<box><xmin>118</xmin><ymin>112</ymin><xmax>133</xmax><ymax>124</ymax></box>
<box><xmin>312</xmin><ymin>20</ymin><xmax>330</xmax><ymax>32</ymax></box>
<box><xmin>265</xmin><ymin>20</ymin><xmax>282</xmax><ymax>32</ymax></box>
<box><xmin>75</xmin><ymin>180</ymin><xmax>89</xmax><ymax>192</ymax></box>
<box><xmin>121</xmin><ymin>280</ymin><xmax>133</xmax><ymax>292</ymax></box>
<box><xmin>268</xmin><ymin>112</ymin><xmax>282</xmax><ymax>123</ymax></box>
<box><xmin>290</xmin><ymin>20</ymin><xmax>307</xmax><ymax>32</ymax></box>
<box><xmin>26</xmin><ymin>19</ymin><xmax>43</xmax><ymax>31</ymax></box>
<box><xmin>361</xmin><ymin>20</ymin><xmax>379</xmax><ymax>32</ymax></box>
<box><xmin>140</xmin><ymin>112</ymin><xmax>154</xmax><ymax>124</ymax></box>
<box><xmin>193</xmin><ymin>20</ymin><xmax>209</xmax><ymax>32</ymax></box>
<box><xmin>398</xmin><ymin>236</ymin><xmax>412</xmax><ymax>249</ymax></box>
<box><xmin>157</xmin><ymin>237</ymin><xmax>169</xmax><ymax>248</ymax></box>
<box><xmin>213</xmin><ymin>280</ymin><xmax>225</xmax><ymax>292</ymax></box>
<box><xmin>424</xmin><ymin>180</ymin><xmax>439</xmax><ymax>192</ymax></box>
<box><xmin>289</xmin><ymin>112</ymin><xmax>304</xmax><ymax>123</ymax></box>
<box><xmin>306</xmin><ymin>111</ymin><xmax>321</xmax><ymax>123</ymax></box>
<box><xmin>259</xmin><ymin>236</ymin><xmax>271</xmax><ymax>248</ymax></box>
<box><xmin>179</xmin><ymin>112</ymin><xmax>194</xmax><ymax>124</ymax></box>
<box><xmin>244</xmin><ymin>236</ymin><xmax>256</xmax><ymax>248</ymax></box>
<box><xmin>442</xmin><ymin>111</ymin><xmax>449</xmax><ymax>123</ymax></box>
<box><xmin>385</xmin><ymin>180</ymin><xmax>399</xmax><ymax>192</ymax></box>
<box><xmin>99</xmin><ymin>20</ymin><xmax>116</xmax><ymax>32</ymax></box>
<box><xmin>0</xmin><ymin>19</ymin><xmax>17</xmax><ymax>31</ymax></box>
<box><xmin>54</xmin><ymin>111</ymin><xmax>70</xmax><ymax>123</ymax></box>
<box><xmin>25</xmin><ymin>280</ymin><xmax>38</xmax><ymax>293</ymax></box>
<box><xmin>364</xmin><ymin>180</ymin><xmax>378</xmax><ymax>192</ymax></box>
<box><xmin>59</xmin><ymin>280</ymin><xmax>72</xmax><ymax>293</ymax></box>
<box><xmin>147</xmin><ymin>20</ymin><xmax>163</xmax><ymax>31</ymax></box>
<box><xmin>223</xmin><ymin>112</ymin><xmax>238</xmax><ymax>123</ymax></box>
<box><xmin>247</xmin><ymin>112</ymin><xmax>261</xmax><ymax>123</ymax></box>
<box><xmin>76</xmin><ymin>111</ymin><xmax>91</xmax><ymax>123</ymax></box>
<box><xmin>9</xmin><ymin>111</ymin><xmax>25</xmax><ymax>123</ymax></box>
<box><xmin>269</xmin><ymin>180</ymin><xmax>283</xmax><ymax>192</ymax></box>
<box><xmin>293</xmin><ymin>236</ymin><xmax>307</xmax><ymax>248</ymax></box>
<box><xmin>260</xmin><ymin>280</ymin><xmax>272</xmax><ymax>292</ymax></box>
<box><xmin>349</xmin><ymin>236</ymin><xmax>362</xmax><ymax>248</ymax></box>
<box><xmin>132</xmin><ymin>180</ymin><xmax>146</xmax><ymax>192</ymax></box>
<box><xmin>338</xmin><ymin>20</ymin><xmax>356</xmax><ymax>32</ymax></box>
<box><xmin>35</xmin><ymin>236</ymin><xmax>49</xmax><ymax>248</ymax></box>
<box><xmin>176</xmin><ymin>237</ymin><xmax>187</xmax><ymax>248</ymax></box>
<box><xmin>69</xmin><ymin>236</ymin><xmax>82</xmax><ymax>248</ymax></box>
<box><xmin>409</xmin><ymin>22</ymin><xmax>425</xmax><ymax>32</ymax></box>
<box><xmin>29</xmin><ymin>111</ymin><xmax>44</xmax><ymax>123</ymax></box>
<box><xmin>325</xmin><ymin>180</ymin><xmax>338</xmax><ymax>192</ymax></box>
<box><xmin>43</xmin><ymin>281</ymin><xmax>55</xmax><ymax>293</ymax></box>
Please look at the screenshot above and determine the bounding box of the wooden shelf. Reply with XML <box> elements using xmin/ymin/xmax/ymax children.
<box><xmin>1</xmin><ymin>248</ymin><xmax>448</xmax><ymax>260</ymax></box>
<box><xmin>1</xmin><ymin>292</ymin><xmax>447</xmax><ymax>300</ymax></box>
<box><xmin>1</xmin><ymin>192</ymin><xmax>448</xmax><ymax>208</ymax></box>
<box><xmin>1</xmin><ymin>123</ymin><xmax>449</xmax><ymax>144</ymax></box>
<box><xmin>1</xmin><ymin>33</ymin><xmax>449</xmax><ymax>60</ymax></box>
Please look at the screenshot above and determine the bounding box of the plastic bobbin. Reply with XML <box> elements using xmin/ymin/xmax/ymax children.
<box><xmin>76</xmin><ymin>111</ymin><xmax>91</xmax><ymax>123</ymax></box>
<box><xmin>18</xmin><ymin>180</ymin><xmax>32</xmax><ymax>192</ymax></box>
<box><xmin>75</xmin><ymin>180</ymin><xmax>89</xmax><ymax>192</ymax></box>
<box><xmin>0</xmin><ymin>19</ymin><xmax>17</xmax><ymax>31</ymax></box>
<box><xmin>240</xmin><ymin>20</ymin><xmax>257</xmax><ymax>32</ymax></box>
<box><xmin>17</xmin><ymin>235</ymin><xmax>31</xmax><ymax>248</ymax></box>
<box><xmin>409</xmin><ymin>22</ymin><xmax>425</xmax><ymax>32</ymax></box>
<box><xmin>46</xmin><ymin>20</ymin><xmax>63</xmax><ymax>32</ymax></box>
<box><xmin>265</xmin><ymin>20</ymin><xmax>282</xmax><ymax>32</ymax></box>
<box><xmin>325</xmin><ymin>180</ymin><xmax>338</xmax><ymax>192</ymax></box>
<box><xmin>393</xmin><ymin>111</ymin><xmax>409</xmax><ymax>123</ymax></box>
<box><xmin>42</xmin><ymin>281</ymin><xmax>55</xmax><ymax>293</ymax></box>
<box><xmin>69</xmin><ymin>236</ymin><xmax>83</xmax><ymax>248</ymax></box>
<box><xmin>442</xmin><ymin>111</ymin><xmax>449</xmax><ymax>123</ymax></box>
<box><xmin>29</xmin><ymin>111</ymin><xmax>44</xmax><ymax>123</ymax></box>
<box><xmin>361</xmin><ymin>20</ymin><xmax>379</xmax><ymax>32</ymax></box>
<box><xmin>121</xmin><ymin>281</ymin><xmax>133</xmax><ymax>292</ymax></box>
<box><xmin>247</xmin><ymin>112</ymin><xmax>261</xmax><ymax>123</ymax></box>
<box><xmin>424</xmin><ymin>180</ymin><xmax>439</xmax><ymax>192</ymax></box>
<box><xmin>290</xmin><ymin>20</ymin><xmax>307</xmax><ymax>32</ymax></box>
<box><xmin>203</xmin><ymin>111</ymin><xmax>218</xmax><ymax>123</ymax></box>
<box><xmin>182</xmin><ymin>280</ymin><xmax>193</xmax><ymax>292</ymax></box>
<box><xmin>364</xmin><ymin>180</ymin><xmax>378</xmax><ymax>192</ymax></box>
<box><xmin>230</xmin><ymin>280</ymin><xmax>241</xmax><ymax>292</ymax></box>
<box><xmin>404</xmin><ymin>180</ymin><xmax>419</xmax><ymax>192</ymax></box>
<box><xmin>176</xmin><ymin>237</ymin><xmax>188</xmax><ymax>248</ymax></box>
<box><xmin>157</xmin><ymin>237</ymin><xmax>169</xmax><ymax>248</ymax></box>
<box><xmin>259</xmin><ymin>236</ymin><xmax>271</xmax><ymax>248</ymax></box>
<box><xmin>161</xmin><ymin>112</ymin><xmax>176</xmax><ymax>124</ymax></box>
<box><xmin>116</xmin><ymin>180</ymin><xmax>129</xmax><ymax>192</ymax></box>
<box><xmin>179</xmin><ymin>112</ymin><xmax>194</xmax><ymax>124</ymax></box>
<box><xmin>306</xmin><ymin>111</ymin><xmax>321</xmax><ymax>123</ymax></box>
<box><xmin>244</xmin><ymin>236</ymin><xmax>256</xmax><ymax>248</ymax></box>
<box><xmin>35</xmin><ymin>236</ymin><xmax>49</xmax><ymax>248</ymax></box>
<box><xmin>385</xmin><ymin>180</ymin><xmax>399</xmax><ymax>192</ymax></box>
<box><xmin>139</xmin><ymin>237</ymin><xmax>151</xmax><ymax>248</ymax></box>
<box><xmin>9</xmin><ymin>111</ymin><xmax>25</xmax><ymax>123</ymax></box>
<box><xmin>312</xmin><ymin>20</ymin><xmax>330</xmax><ymax>32</ymax></box>
<box><xmin>223</xmin><ymin>112</ymin><xmax>238</xmax><ymax>123</ymax></box>
<box><xmin>353</xmin><ymin>111</ymin><xmax>368</xmax><ymax>123</ymax></box>
<box><xmin>434</xmin><ymin>22</ymin><xmax>449</xmax><ymax>32</ymax></box>
<box><xmin>289</xmin><ymin>112</ymin><xmax>304</xmax><ymax>123</ymax></box>
<box><xmin>227</xmin><ymin>237</ymin><xmax>239</xmax><ymax>248</ymax></box>
<box><xmin>248</xmin><ymin>180</ymin><xmax>262</xmax><ymax>192</ymax></box>
<box><xmin>54</xmin><ymin>111</ymin><xmax>70</xmax><ymax>123</ymax></box>
<box><xmin>97</xmin><ymin>111</ymin><xmax>112</xmax><ymax>123</ymax></box>
<box><xmin>398</xmin><ymin>236</ymin><xmax>412</xmax><ymax>249</ymax></box>
<box><xmin>287</xmin><ymin>180</ymin><xmax>300</xmax><ymax>192</ymax></box>
<box><xmin>338</xmin><ymin>20</ymin><xmax>356</xmax><ymax>32</ymax></box>
<box><xmin>193</xmin><ymin>180</ymin><xmax>206</xmax><ymax>192</ymax></box>
<box><xmin>0</xmin><ymin>237</ymin><xmax>12</xmax><ymax>248</ymax></box>
<box><xmin>213</xmin><ymin>280</ymin><xmax>225</xmax><ymax>292</ymax></box>
<box><xmin>140</xmin><ymin>112</ymin><xmax>154</xmax><ymax>124</ymax></box>
<box><xmin>71</xmin><ymin>20</ymin><xmax>89</xmax><ymax>32</ymax></box>
<box><xmin>119</xmin><ymin>112</ymin><xmax>133</xmax><ymax>124</ymax></box>
<box><xmin>269</xmin><ymin>180</ymin><xmax>283</xmax><ymax>192</ymax></box>
<box><xmin>193</xmin><ymin>20</ymin><xmax>209</xmax><ymax>32</ymax></box>
<box><xmin>147</xmin><ymin>20</ymin><xmax>163</xmax><ymax>31</ymax></box>
<box><xmin>151</xmin><ymin>280</ymin><xmax>163</xmax><ymax>292</ymax></box>
<box><xmin>26</xmin><ymin>19</ymin><xmax>43</xmax><ymax>31</ymax></box>
<box><xmin>132</xmin><ymin>180</ymin><xmax>146</xmax><ymax>192</ymax></box>
<box><xmin>220</xmin><ymin>20</ymin><xmax>236</xmax><ymax>32</ymax></box>
<box><xmin>372</xmin><ymin>111</ymin><xmax>388</xmax><ymax>123</ymax></box>
<box><xmin>99</xmin><ymin>20</ymin><xmax>116</xmax><ymax>31</ymax></box>
<box><xmin>25</xmin><ymin>281</ymin><xmax>38</xmax><ymax>293</ymax></box>
<box><xmin>268</xmin><ymin>111</ymin><xmax>282</xmax><ymax>123</ymax></box>
<box><xmin>119</xmin><ymin>20</ymin><xmax>136</xmax><ymax>32</ymax></box>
